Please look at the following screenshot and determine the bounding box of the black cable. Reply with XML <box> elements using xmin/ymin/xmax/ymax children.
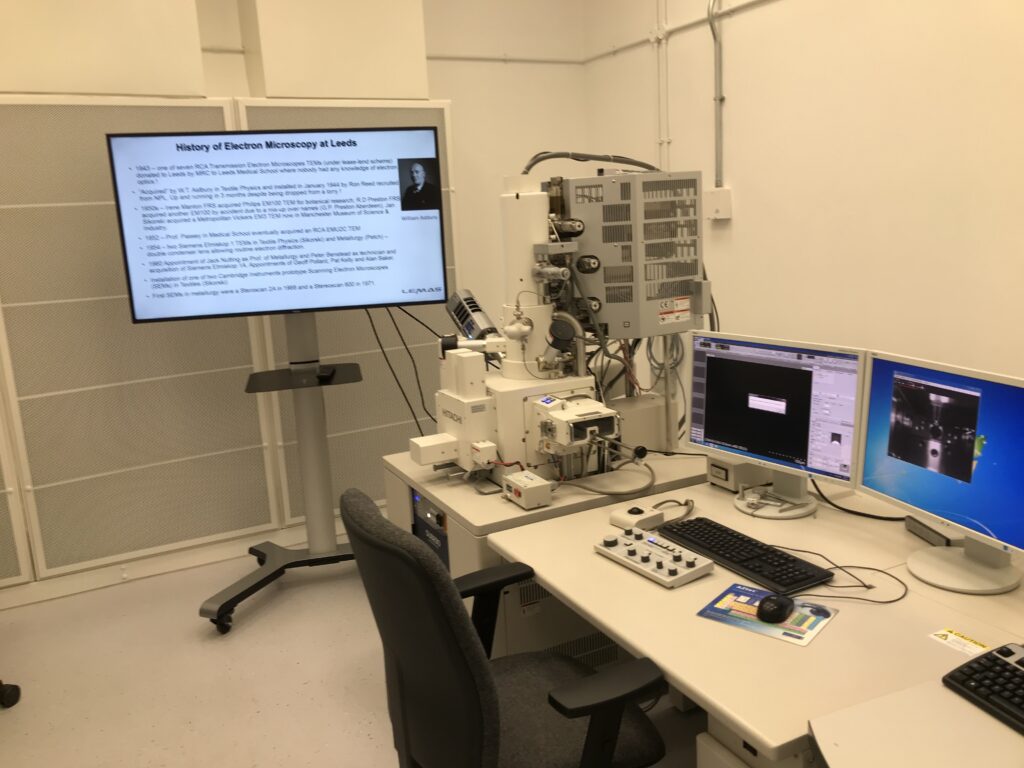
<box><xmin>771</xmin><ymin>544</ymin><xmax>910</xmax><ymax>605</ymax></box>
<box><xmin>522</xmin><ymin>151</ymin><xmax>659</xmax><ymax>175</ymax></box>
<box><xmin>396</xmin><ymin>306</ymin><xmax>442</xmax><ymax>338</ymax></box>
<box><xmin>365</xmin><ymin>309</ymin><xmax>424</xmax><ymax>437</ymax></box>
<box><xmin>386</xmin><ymin>308</ymin><xmax>436</xmax><ymax>423</ymax></box>
<box><xmin>810</xmin><ymin>477</ymin><xmax>905</xmax><ymax>522</ymax></box>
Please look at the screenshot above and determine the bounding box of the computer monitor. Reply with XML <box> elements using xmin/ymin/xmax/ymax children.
<box><xmin>860</xmin><ymin>352</ymin><xmax>1023</xmax><ymax>594</ymax></box>
<box><xmin>107</xmin><ymin>126</ymin><xmax>448</xmax><ymax>322</ymax></box>
<box><xmin>686</xmin><ymin>332</ymin><xmax>865</xmax><ymax>518</ymax></box>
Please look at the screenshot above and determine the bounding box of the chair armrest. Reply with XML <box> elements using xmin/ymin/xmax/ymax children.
<box><xmin>452</xmin><ymin>562</ymin><xmax>534</xmax><ymax>658</ymax></box>
<box><xmin>548</xmin><ymin>657</ymin><xmax>667</xmax><ymax>718</ymax></box>
<box><xmin>452</xmin><ymin>562</ymin><xmax>534</xmax><ymax>599</ymax></box>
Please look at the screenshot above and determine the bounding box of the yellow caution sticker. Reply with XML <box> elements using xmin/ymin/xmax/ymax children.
<box><xmin>929</xmin><ymin>628</ymin><xmax>988</xmax><ymax>655</ymax></box>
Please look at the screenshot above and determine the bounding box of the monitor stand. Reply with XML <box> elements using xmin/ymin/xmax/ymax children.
<box><xmin>907</xmin><ymin>536</ymin><xmax>1022</xmax><ymax>595</ymax></box>
<box><xmin>199</xmin><ymin>313</ymin><xmax>362</xmax><ymax>634</ymax></box>
<box><xmin>734</xmin><ymin>470</ymin><xmax>818</xmax><ymax>519</ymax></box>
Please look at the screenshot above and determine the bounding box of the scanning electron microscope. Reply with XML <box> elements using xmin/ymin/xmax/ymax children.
<box><xmin>410</xmin><ymin>169</ymin><xmax>712</xmax><ymax>509</ymax></box>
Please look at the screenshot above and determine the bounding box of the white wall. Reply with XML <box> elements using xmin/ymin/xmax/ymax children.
<box><xmin>0</xmin><ymin>0</ymin><xmax>205</xmax><ymax>95</ymax></box>
<box><xmin>584</xmin><ymin>0</ymin><xmax>1024</xmax><ymax>378</ymax></box>
<box><xmin>423</xmin><ymin>0</ymin><xmax>593</xmax><ymax>321</ymax></box>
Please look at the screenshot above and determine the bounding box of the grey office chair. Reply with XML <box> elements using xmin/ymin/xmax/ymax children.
<box><xmin>339</xmin><ymin>488</ymin><xmax>667</xmax><ymax>768</ymax></box>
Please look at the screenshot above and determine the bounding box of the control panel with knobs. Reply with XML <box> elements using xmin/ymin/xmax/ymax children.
<box><xmin>594</xmin><ymin>528</ymin><xmax>714</xmax><ymax>588</ymax></box>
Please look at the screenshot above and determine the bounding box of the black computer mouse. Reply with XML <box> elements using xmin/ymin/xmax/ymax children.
<box><xmin>756</xmin><ymin>594</ymin><xmax>795</xmax><ymax>624</ymax></box>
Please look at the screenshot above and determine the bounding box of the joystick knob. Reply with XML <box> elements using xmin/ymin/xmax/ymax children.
<box><xmin>602</xmin><ymin>535</ymin><xmax>618</xmax><ymax>548</ymax></box>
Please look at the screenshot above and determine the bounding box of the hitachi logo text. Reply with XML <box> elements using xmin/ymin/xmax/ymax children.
<box><xmin>442</xmin><ymin>409</ymin><xmax>463</xmax><ymax>423</ymax></box>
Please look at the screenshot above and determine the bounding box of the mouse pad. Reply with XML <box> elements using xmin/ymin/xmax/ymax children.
<box><xmin>697</xmin><ymin>583</ymin><xmax>837</xmax><ymax>646</ymax></box>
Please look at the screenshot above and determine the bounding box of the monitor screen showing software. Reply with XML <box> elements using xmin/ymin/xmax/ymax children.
<box><xmin>689</xmin><ymin>335</ymin><xmax>861</xmax><ymax>481</ymax></box>
<box><xmin>861</xmin><ymin>355</ymin><xmax>1024</xmax><ymax>550</ymax></box>
<box><xmin>107</xmin><ymin>128</ymin><xmax>448</xmax><ymax>322</ymax></box>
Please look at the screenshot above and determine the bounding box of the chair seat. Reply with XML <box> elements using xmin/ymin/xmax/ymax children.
<box><xmin>492</xmin><ymin>652</ymin><xmax>665</xmax><ymax>768</ymax></box>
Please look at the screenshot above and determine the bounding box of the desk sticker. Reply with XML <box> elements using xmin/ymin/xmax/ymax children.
<box><xmin>697</xmin><ymin>583</ymin><xmax>837</xmax><ymax>646</ymax></box>
<box><xmin>929</xmin><ymin>628</ymin><xmax>988</xmax><ymax>656</ymax></box>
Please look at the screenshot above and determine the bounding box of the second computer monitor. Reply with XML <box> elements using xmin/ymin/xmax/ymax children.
<box><xmin>687</xmin><ymin>332</ymin><xmax>864</xmax><ymax>517</ymax></box>
<box><xmin>860</xmin><ymin>352</ymin><xmax>1024</xmax><ymax>594</ymax></box>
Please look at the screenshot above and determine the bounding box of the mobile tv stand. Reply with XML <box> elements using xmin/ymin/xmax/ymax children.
<box><xmin>199</xmin><ymin>314</ymin><xmax>361</xmax><ymax>634</ymax></box>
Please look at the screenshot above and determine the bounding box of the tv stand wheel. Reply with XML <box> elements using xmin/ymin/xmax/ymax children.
<box><xmin>211</xmin><ymin>613</ymin><xmax>234</xmax><ymax>635</ymax></box>
<box><xmin>1</xmin><ymin>682</ymin><xmax>21</xmax><ymax>708</ymax></box>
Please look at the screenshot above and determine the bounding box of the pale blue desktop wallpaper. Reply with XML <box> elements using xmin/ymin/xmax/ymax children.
<box><xmin>862</xmin><ymin>357</ymin><xmax>1024</xmax><ymax>550</ymax></box>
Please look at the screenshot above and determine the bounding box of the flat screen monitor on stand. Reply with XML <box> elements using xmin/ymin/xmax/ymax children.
<box><xmin>107</xmin><ymin>125</ymin><xmax>449</xmax><ymax>632</ymax></box>
<box><xmin>685</xmin><ymin>332</ymin><xmax>865</xmax><ymax>519</ymax></box>
<box><xmin>860</xmin><ymin>352</ymin><xmax>1023</xmax><ymax>595</ymax></box>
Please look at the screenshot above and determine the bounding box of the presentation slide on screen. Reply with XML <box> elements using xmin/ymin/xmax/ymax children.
<box><xmin>109</xmin><ymin>130</ymin><xmax>447</xmax><ymax>320</ymax></box>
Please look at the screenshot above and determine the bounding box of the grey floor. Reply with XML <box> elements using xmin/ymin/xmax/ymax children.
<box><xmin>0</xmin><ymin>554</ymin><xmax>703</xmax><ymax>767</ymax></box>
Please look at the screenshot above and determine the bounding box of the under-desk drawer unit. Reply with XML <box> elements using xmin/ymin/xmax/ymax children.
<box><xmin>411</xmin><ymin>491</ymin><xmax>449</xmax><ymax>568</ymax></box>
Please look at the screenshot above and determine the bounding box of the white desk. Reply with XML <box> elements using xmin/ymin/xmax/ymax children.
<box><xmin>809</xmin><ymin>679</ymin><xmax>1023</xmax><ymax>767</ymax></box>
<box><xmin>382</xmin><ymin>452</ymin><xmax>707</xmax><ymax>577</ymax></box>
<box><xmin>487</xmin><ymin>482</ymin><xmax>1024</xmax><ymax>766</ymax></box>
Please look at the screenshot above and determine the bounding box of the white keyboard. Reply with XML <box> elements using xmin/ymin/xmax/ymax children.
<box><xmin>594</xmin><ymin>527</ymin><xmax>714</xmax><ymax>588</ymax></box>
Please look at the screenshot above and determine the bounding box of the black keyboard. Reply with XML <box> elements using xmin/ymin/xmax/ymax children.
<box><xmin>943</xmin><ymin>643</ymin><xmax>1024</xmax><ymax>735</ymax></box>
<box><xmin>657</xmin><ymin>517</ymin><xmax>833</xmax><ymax>594</ymax></box>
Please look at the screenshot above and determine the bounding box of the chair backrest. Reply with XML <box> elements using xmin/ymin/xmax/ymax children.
<box><xmin>340</xmin><ymin>489</ymin><xmax>500</xmax><ymax>768</ymax></box>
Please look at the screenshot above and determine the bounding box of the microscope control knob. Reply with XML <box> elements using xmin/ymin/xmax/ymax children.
<box><xmin>640</xmin><ymin>553</ymin><xmax>650</xmax><ymax>563</ymax></box>
<box><xmin>668</xmin><ymin>567</ymin><xmax>679</xmax><ymax>576</ymax></box>
<box><xmin>655</xmin><ymin>560</ymin><xmax>664</xmax><ymax>570</ymax></box>
<box><xmin>627</xmin><ymin>547</ymin><xmax>637</xmax><ymax>557</ymax></box>
<box><xmin>624</xmin><ymin>528</ymin><xmax>634</xmax><ymax>537</ymax></box>
<box><xmin>685</xmin><ymin>557</ymin><xmax>697</xmax><ymax>568</ymax></box>
<box><xmin>633</xmin><ymin>532</ymin><xmax>643</xmax><ymax>540</ymax></box>
<box><xmin>672</xmin><ymin>553</ymin><xmax>683</xmax><ymax>562</ymax></box>
<box><xmin>602</xmin><ymin>535</ymin><xmax>618</xmax><ymax>548</ymax></box>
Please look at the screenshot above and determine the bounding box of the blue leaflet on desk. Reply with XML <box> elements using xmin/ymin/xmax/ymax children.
<box><xmin>698</xmin><ymin>584</ymin><xmax>837</xmax><ymax>646</ymax></box>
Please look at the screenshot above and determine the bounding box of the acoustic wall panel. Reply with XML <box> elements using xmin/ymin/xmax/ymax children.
<box><xmin>0</xmin><ymin>205</ymin><xmax>127</xmax><ymax>303</ymax></box>
<box><xmin>0</xmin><ymin>476</ymin><xmax>18</xmax><ymax>580</ymax></box>
<box><xmin>35</xmin><ymin>449</ymin><xmax>270</xmax><ymax>569</ymax></box>
<box><xmin>4</xmin><ymin>300</ymin><xmax>252</xmax><ymax>396</ymax></box>
<box><xmin>0</xmin><ymin>98</ymin><xmax>277</xmax><ymax>576</ymax></box>
<box><xmin>284</xmin><ymin>421</ymin><xmax>433</xmax><ymax>523</ymax></box>
<box><xmin>18</xmin><ymin>369</ymin><xmax>259</xmax><ymax>485</ymax></box>
<box><xmin>0</xmin><ymin>104</ymin><xmax>224</xmax><ymax>205</ymax></box>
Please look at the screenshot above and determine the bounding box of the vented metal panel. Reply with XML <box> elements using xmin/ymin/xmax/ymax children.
<box><xmin>564</xmin><ymin>171</ymin><xmax>705</xmax><ymax>338</ymax></box>
<box><xmin>602</xmin><ymin>225</ymin><xmax>632</xmax><ymax>243</ymax></box>
<box><xmin>547</xmin><ymin>631</ymin><xmax>620</xmax><ymax>669</ymax></box>
<box><xmin>602</xmin><ymin>204</ymin><xmax>631</xmax><ymax>223</ymax></box>
<box><xmin>646</xmin><ymin>280</ymin><xmax>689</xmax><ymax>300</ymax></box>
<box><xmin>603</xmin><ymin>266</ymin><xmax>634</xmax><ymax>284</ymax></box>
<box><xmin>645</xmin><ymin>262</ymin><xmax>699</xmax><ymax>280</ymax></box>
<box><xmin>0</xmin><ymin>476</ymin><xmax>18</xmax><ymax>579</ymax></box>
<box><xmin>605</xmin><ymin>286</ymin><xmax>634</xmax><ymax>304</ymax></box>
<box><xmin>0</xmin><ymin>104</ymin><xmax>226</xmax><ymax>205</ymax></box>
<box><xmin>4</xmin><ymin>300</ymin><xmax>252</xmax><ymax>396</ymax></box>
<box><xmin>20</xmin><ymin>369</ymin><xmax>259</xmax><ymax>486</ymax></box>
<box><xmin>35</xmin><ymin>449</ymin><xmax>270</xmax><ymax>568</ymax></box>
